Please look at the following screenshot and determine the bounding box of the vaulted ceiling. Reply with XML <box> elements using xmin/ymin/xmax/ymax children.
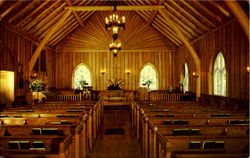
<box><xmin>1</xmin><ymin>0</ymin><xmax>248</xmax><ymax>49</ymax></box>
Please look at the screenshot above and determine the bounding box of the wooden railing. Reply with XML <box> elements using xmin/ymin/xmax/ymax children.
<box><xmin>47</xmin><ymin>93</ymin><xmax>92</xmax><ymax>102</ymax></box>
<box><xmin>136</xmin><ymin>90</ymin><xmax>190</xmax><ymax>102</ymax></box>
<box><xmin>150</xmin><ymin>91</ymin><xmax>184</xmax><ymax>102</ymax></box>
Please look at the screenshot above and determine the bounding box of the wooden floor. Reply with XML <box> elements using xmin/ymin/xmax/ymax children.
<box><xmin>87</xmin><ymin>108</ymin><xmax>142</xmax><ymax>158</ymax></box>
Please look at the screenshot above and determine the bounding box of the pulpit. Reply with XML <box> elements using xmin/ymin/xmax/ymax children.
<box><xmin>104</xmin><ymin>90</ymin><xmax>129</xmax><ymax>108</ymax></box>
<box><xmin>107</xmin><ymin>90</ymin><xmax>124</xmax><ymax>97</ymax></box>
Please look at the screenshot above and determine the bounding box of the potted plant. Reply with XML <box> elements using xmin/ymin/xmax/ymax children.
<box><xmin>79</xmin><ymin>80</ymin><xmax>88</xmax><ymax>89</ymax></box>
<box><xmin>142</xmin><ymin>80</ymin><xmax>152</xmax><ymax>88</ymax></box>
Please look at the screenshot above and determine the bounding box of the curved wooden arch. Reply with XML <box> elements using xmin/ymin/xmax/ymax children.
<box><xmin>71</xmin><ymin>63</ymin><xmax>93</xmax><ymax>89</ymax></box>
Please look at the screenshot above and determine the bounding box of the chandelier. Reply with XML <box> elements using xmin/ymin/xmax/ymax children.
<box><xmin>109</xmin><ymin>40</ymin><xmax>121</xmax><ymax>57</ymax></box>
<box><xmin>105</xmin><ymin>4</ymin><xmax>125</xmax><ymax>40</ymax></box>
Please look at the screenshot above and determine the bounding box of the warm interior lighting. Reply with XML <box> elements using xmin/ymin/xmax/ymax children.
<box><xmin>247</xmin><ymin>66</ymin><xmax>250</xmax><ymax>72</ymax></box>
<box><xmin>192</xmin><ymin>72</ymin><xmax>199</xmax><ymax>78</ymax></box>
<box><xmin>109</xmin><ymin>40</ymin><xmax>121</xmax><ymax>57</ymax></box>
<box><xmin>105</xmin><ymin>3</ymin><xmax>125</xmax><ymax>40</ymax></box>
<box><xmin>0</xmin><ymin>71</ymin><xmax>14</xmax><ymax>105</ymax></box>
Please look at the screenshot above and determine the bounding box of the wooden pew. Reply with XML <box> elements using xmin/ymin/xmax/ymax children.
<box><xmin>157</xmin><ymin>134</ymin><xmax>249</xmax><ymax>158</ymax></box>
<box><xmin>133</xmin><ymin>101</ymin><xmax>249</xmax><ymax>158</ymax></box>
<box><xmin>0</xmin><ymin>134</ymin><xmax>74</xmax><ymax>158</ymax></box>
<box><xmin>0</xmin><ymin>114</ymin><xmax>89</xmax><ymax>158</ymax></box>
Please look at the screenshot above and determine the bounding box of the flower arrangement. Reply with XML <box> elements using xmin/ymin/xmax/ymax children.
<box><xmin>79</xmin><ymin>80</ymin><xmax>88</xmax><ymax>87</ymax></box>
<box><xmin>106</xmin><ymin>78</ymin><xmax>124</xmax><ymax>90</ymax></box>
<box><xmin>29</xmin><ymin>79</ymin><xmax>46</xmax><ymax>92</ymax></box>
<box><xmin>142</xmin><ymin>80</ymin><xmax>152</xmax><ymax>88</ymax></box>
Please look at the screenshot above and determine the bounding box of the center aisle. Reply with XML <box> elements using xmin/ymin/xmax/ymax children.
<box><xmin>87</xmin><ymin>109</ymin><xmax>142</xmax><ymax>158</ymax></box>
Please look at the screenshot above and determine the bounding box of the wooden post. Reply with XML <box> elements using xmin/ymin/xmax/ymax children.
<box><xmin>153</xmin><ymin>127</ymin><xmax>158</xmax><ymax>158</ymax></box>
<box><xmin>159</xmin><ymin>9</ymin><xmax>201</xmax><ymax>100</ymax></box>
<box><xmin>82</xmin><ymin>114</ymin><xmax>88</xmax><ymax>158</ymax></box>
<box><xmin>29</xmin><ymin>10</ymin><xmax>72</xmax><ymax>74</ymax></box>
<box><xmin>225</xmin><ymin>1</ymin><xmax>249</xmax><ymax>39</ymax></box>
<box><xmin>75</xmin><ymin>131</ymin><xmax>80</xmax><ymax>158</ymax></box>
<box><xmin>136</xmin><ymin>106</ymin><xmax>140</xmax><ymax>139</ymax></box>
<box><xmin>144</xmin><ymin>115</ymin><xmax>149</xmax><ymax>158</ymax></box>
<box><xmin>88</xmin><ymin>109</ymin><xmax>93</xmax><ymax>150</ymax></box>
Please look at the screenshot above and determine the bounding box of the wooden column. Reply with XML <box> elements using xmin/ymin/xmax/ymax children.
<box><xmin>159</xmin><ymin>9</ymin><xmax>201</xmax><ymax>99</ymax></box>
<box><xmin>66</xmin><ymin>0</ymin><xmax>85</xmax><ymax>29</ymax></box>
<box><xmin>225</xmin><ymin>1</ymin><xmax>249</xmax><ymax>39</ymax></box>
<box><xmin>29</xmin><ymin>10</ymin><xmax>72</xmax><ymax>74</ymax></box>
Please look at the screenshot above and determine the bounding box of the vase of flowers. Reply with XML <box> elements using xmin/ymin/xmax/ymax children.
<box><xmin>79</xmin><ymin>80</ymin><xmax>88</xmax><ymax>90</ymax></box>
<box><xmin>29</xmin><ymin>79</ymin><xmax>46</xmax><ymax>92</ymax></box>
<box><xmin>106</xmin><ymin>78</ymin><xmax>124</xmax><ymax>90</ymax></box>
<box><xmin>27</xmin><ymin>78</ymin><xmax>47</xmax><ymax>104</ymax></box>
<box><xmin>142</xmin><ymin>80</ymin><xmax>152</xmax><ymax>88</ymax></box>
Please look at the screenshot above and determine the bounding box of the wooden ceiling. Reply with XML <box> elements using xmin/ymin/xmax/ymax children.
<box><xmin>1</xmin><ymin>0</ymin><xmax>248</xmax><ymax>49</ymax></box>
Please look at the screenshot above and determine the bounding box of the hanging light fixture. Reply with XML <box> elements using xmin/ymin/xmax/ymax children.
<box><xmin>109</xmin><ymin>40</ymin><xmax>121</xmax><ymax>57</ymax></box>
<box><xmin>105</xmin><ymin>2</ymin><xmax>125</xmax><ymax>40</ymax></box>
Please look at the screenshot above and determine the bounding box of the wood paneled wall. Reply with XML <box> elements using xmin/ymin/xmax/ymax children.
<box><xmin>54</xmin><ymin>11</ymin><xmax>175</xmax><ymax>91</ymax></box>
<box><xmin>55</xmin><ymin>11</ymin><xmax>175</xmax><ymax>52</ymax></box>
<box><xmin>0</xmin><ymin>26</ymin><xmax>54</xmax><ymax>97</ymax></box>
<box><xmin>53</xmin><ymin>51</ymin><xmax>173</xmax><ymax>91</ymax></box>
<box><xmin>173</xmin><ymin>20</ymin><xmax>249</xmax><ymax>100</ymax></box>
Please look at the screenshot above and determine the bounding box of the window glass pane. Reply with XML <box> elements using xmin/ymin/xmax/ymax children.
<box><xmin>140</xmin><ymin>65</ymin><xmax>157</xmax><ymax>90</ymax></box>
<box><xmin>184</xmin><ymin>63</ymin><xmax>189</xmax><ymax>92</ymax></box>
<box><xmin>73</xmin><ymin>65</ymin><xmax>91</xmax><ymax>90</ymax></box>
<box><xmin>213</xmin><ymin>52</ymin><xmax>226</xmax><ymax>96</ymax></box>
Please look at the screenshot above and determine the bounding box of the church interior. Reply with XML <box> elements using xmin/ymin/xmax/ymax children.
<box><xmin>0</xmin><ymin>0</ymin><xmax>249</xmax><ymax>158</ymax></box>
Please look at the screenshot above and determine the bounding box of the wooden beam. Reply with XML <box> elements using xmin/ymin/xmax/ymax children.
<box><xmin>16</xmin><ymin>0</ymin><xmax>50</xmax><ymax>27</ymax></box>
<box><xmin>28</xmin><ymin>2</ymin><xmax>66</xmax><ymax>34</ymax></box>
<box><xmin>65</xmin><ymin>5</ymin><xmax>165</xmax><ymax>11</ymax></box>
<box><xmin>146</xmin><ymin>10</ymin><xmax>158</xmax><ymax>26</ymax></box>
<box><xmin>8</xmin><ymin>0</ymin><xmax>38</xmax><ymax>23</ymax></box>
<box><xmin>159</xmin><ymin>9</ymin><xmax>201</xmax><ymax>99</ymax></box>
<box><xmin>146</xmin><ymin>1</ymin><xmax>163</xmax><ymax>26</ymax></box>
<box><xmin>49</xmin><ymin>10</ymin><xmax>96</xmax><ymax>46</ymax></box>
<box><xmin>29</xmin><ymin>10</ymin><xmax>72</xmax><ymax>73</ymax></box>
<box><xmin>225</xmin><ymin>1</ymin><xmax>249</xmax><ymax>39</ymax></box>
<box><xmin>193</xmin><ymin>0</ymin><xmax>221</xmax><ymax>22</ymax></box>
<box><xmin>0</xmin><ymin>1</ymin><xmax>24</xmax><ymax>19</ymax></box>
<box><xmin>164</xmin><ymin>2</ymin><xmax>203</xmax><ymax>35</ymax></box>
<box><xmin>160</xmin><ymin>9</ymin><xmax>194</xmax><ymax>39</ymax></box>
<box><xmin>35</xmin><ymin>9</ymin><xmax>66</xmax><ymax>38</ymax></box>
<box><xmin>22</xmin><ymin>1</ymin><xmax>60</xmax><ymax>31</ymax></box>
<box><xmin>209</xmin><ymin>1</ymin><xmax>230</xmax><ymax>17</ymax></box>
<box><xmin>180</xmin><ymin>0</ymin><xmax>216</xmax><ymax>28</ymax></box>
<box><xmin>1</xmin><ymin>20</ymin><xmax>53</xmax><ymax>51</ymax></box>
<box><xmin>66</xmin><ymin>0</ymin><xmax>85</xmax><ymax>29</ymax></box>
<box><xmin>169</xmin><ymin>1</ymin><xmax>209</xmax><ymax>31</ymax></box>
<box><xmin>55</xmin><ymin>49</ymin><xmax>174</xmax><ymax>53</ymax></box>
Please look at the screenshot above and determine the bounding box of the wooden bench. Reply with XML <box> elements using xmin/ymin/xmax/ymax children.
<box><xmin>0</xmin><ymin>114</ymin><xmax>89</xmax><ymax>158</ymax></box>
<box><xmin>0</xmin><ymin>135</ymin><xmax>74</xmax><ymax>158</ymax></box>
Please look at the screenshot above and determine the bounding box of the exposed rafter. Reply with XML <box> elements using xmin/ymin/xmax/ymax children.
<box><xmin>16</xmin><ymin>1</ymin><xmax>50</xmax><ymax>27</ymax></box>
<box><xmin>66</xmin><ymin>0</ymin><xmax>85</xmax><ymax>29</ymax></box>
<box><xmin>29</xmin><ymin>10</ymin><xmax>72</xmax><ymax>73</ymax></box>
<box><xmin>225</xmin><ymin>1</ymin><xmax>249</xmax><ymax>39</ymax></box>
<box><xmin>1</xmin><ymin>1</ymin><xmax>24</xmax><ymax>19</ymax></box>
<box><xmin>65</xmin><ymin>5</ymin><xmax>165</xmax><ymax>11</ymax></box>
<box><xmin>8</xmin><ymin>0</ymin><xmax>38</xmax><ymax>23</ymax></box>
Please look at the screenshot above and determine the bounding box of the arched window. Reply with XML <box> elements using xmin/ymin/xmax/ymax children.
<box><xmin>184</xmin><ymin>62</ymin><xmax>189</xmax><ymax>92</ymax></box>
<box><xmin>139</xmin><ymin>65</ymin><xmax>157</xmax><ymax>90</ymax></box>
<box><xmin>72</xmin><ymin>64</ymin><xmax>91</xmax><ymax>90</ymax></box>
<box><xmin>213</xmin><ymin>52</ymin><xmax>226</xmax><ymax>96</ymax></box>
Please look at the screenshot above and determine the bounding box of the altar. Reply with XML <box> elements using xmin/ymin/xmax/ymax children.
<box><xmin>103</xmin><ymin>90</ymin><xmax>130</xmax><ymax>109</ymax></box>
